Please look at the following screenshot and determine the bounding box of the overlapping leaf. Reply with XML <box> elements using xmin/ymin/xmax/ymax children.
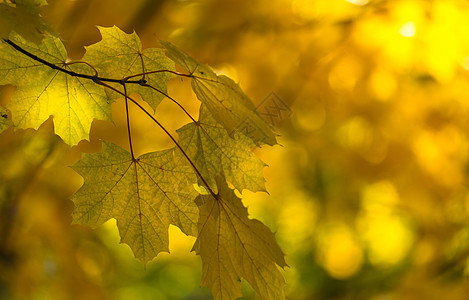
<box><xmin>193</xmin><ymin>179</ymin><xmax>286</xmax><ymax>300</ymax></box>
<box><xmin>0</xmin><ymin>32</ymin><xmax>111</xmax><ymax>146</ymax></box>
<box><xmin>161</xmin><ymin>41</ymin><xmax>277</xmax><ymax>146</ymax></box>
<box><xmin>0</xmin><ymin>0</ymin><xmax>53</xmax><ymax>44</ymax></box>
<box><xmin>71</xmin><ymin>141</ymin><xmax>199</xmax><ymax>264</ymax></box>
<box><xmin>177</xmin><ymin>105</ymin><xmax>267</xmax><ymax>194</ymax></box>
<box><xmin>83</xmin><ymin>26</ymin><xmax>175</xmax><ymax>110</ymax></box>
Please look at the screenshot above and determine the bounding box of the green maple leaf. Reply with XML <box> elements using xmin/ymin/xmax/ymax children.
<box><xmin>177</xmin><ymin>105</ymin><xmax>267</xmax><ymax>194</ymax></box>
<box><xmin>71</xmin><ymin>141</ymin><xmax>199</xmax><ymax>264</ymax></box>
<box><xmin>193</xmin><ymin>179</ymin><xmax>286</xmax><ymax>300</ymax></box>
<box><xmin>0</xmin><ymin>106</ymin><xmax>12</xmax><ymax>132</ymax></box>
<box><xmin>0</xmin><ymin>0</ymin><xmax>54</xmax><ymax>44</ymax></box>
<box><xmin>161</xmin><ymin>41</ymin><xmax>277</xmax><ymax>146</ymax></box>
<box><xmin>0</xmin><ymin>32</ymin><xmax>111</xmax><ymax>146</ymax></box>
<box><xmin>83</xmin><ymin>26</ymin><xmax>175</xmax><ymax>110</ymax></box>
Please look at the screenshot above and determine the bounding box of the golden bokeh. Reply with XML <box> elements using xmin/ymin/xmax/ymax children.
<box><xmin>3</xmin><ymin>0</ymin><xmax>469</xmax><ymax>299</ymax></box>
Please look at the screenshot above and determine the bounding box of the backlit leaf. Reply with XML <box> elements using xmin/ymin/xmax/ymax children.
<box><xmin>177</xmin><ymin>105</ymin><xmax>267</xmax><ymax>194</ymax></box>
<box><xmin>71</xmin><ymin>141</ymin><xmax>199</xmax><ymax>264</ymax></box>
<box><xmin>193</xmin><ymin>179</ymin><xmax>286</xmax><ymax>300</ymax></box>
<box><xmin>161</xmin><ymin>41</ymin><xmax>277</xmax><ymax>146</ymax></box>
<box><xmin>83</xmin><ymin>26</ymin><xmax>175</xmax><ymax>110</ymax></box>
<box><xmin>0</xmin><ymin>33</ymin><xmax>111</xmax><ymax>146</ymax></box>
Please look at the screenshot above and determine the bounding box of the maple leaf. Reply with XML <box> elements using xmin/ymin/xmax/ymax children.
<box><xmin>0</xmin><ymin>0</ymin><xmax>53</xmax><ymax>44</ymax></box>
<box><xmin>0</xmin><ymin>32</ymin><xmax>111</xmax><ymax>146</ymax></box>
<box><xmin>193</xmin><ymin>179</ymin><xmax>286</xmax><ymax>300</ymax></box>
<box><xmin>71</xmin><ymin>141</ymin><xmax>199</xmax><ymax>264</ymax></box>
<box><xmin>83</xmin><ymin>26</ymin><xmax>175</xmax><ymax>110</ymax></box>
<box><xmin>177</xmin><ymin>105</ymin><xmax>267</xmax><ymax>194</ymax></box>
<box><xmin>161</xmin><ymin>41</ymin><xmax>277</xmax><ymax>146</ymax></box>
<box><xmin>0</xmin><ymin>106</ymin><xmax>12</xmax><ymax>132</ymax></box>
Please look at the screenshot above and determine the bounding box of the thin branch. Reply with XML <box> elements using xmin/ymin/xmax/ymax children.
<box><xmin>3</xmin><ymin>39</ymin><xmax>144</xmax><ymax>85</ymax></box>
<box><xmin>3</xmin><ymin>37</ymin><xmax>217</xmax><ymax>197</ymax></box>
<box><xmin>5</xmin><ymin>39</ymin><xmax>199</xmax><ymax>123</ymax></box>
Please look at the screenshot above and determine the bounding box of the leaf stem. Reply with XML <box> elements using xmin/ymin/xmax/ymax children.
<box><xmin>138</xmin><ymin>53</ymin><xmax>146</xmax><ymax>82</ymax></box>
<box><xmin>140</xmin><ymin>82</ymin><xmax>197</xmax><ymax>123</ymax></box>
<box><xmin>123</xmin><ymin>69</ymin><xmax>193</xmax><ymax>81</ymax></box>
<box><xmin>122</xmin><ymin>83</ymin><xmax>136</xmax><ymax>160</ymax></box>
<box><xmin>95</xmin><ymin>80</ymin><xmax>217</xmax><ymax>197</ymax></box>
<box><xmin>65</xmin><ymin>60</ymin><xmax>99</xmax><ymax>76</ymax></box>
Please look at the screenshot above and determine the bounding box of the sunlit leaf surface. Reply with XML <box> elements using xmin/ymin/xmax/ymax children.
<box><xmin>162</xmin><ymin>41</ymin><xmax>277</xmax><ymax>146</ymax></box>
<box><xmin>0</xmin><ymin>33</ymin><xmax>111</xmax><ymax>146</ymax></box>
<box><xmin>0</xmin><ymin>106</ymin><xmax>12</xmax><ymax>132</ymax></box>
<box><xmin>83</xmin><ymin>26</ymin><xmax>175</xmax><ymax>110</ymax></box>
<box><xmin>71</xmin><ymin>141</ymin><xmax>199</xmax><ymax>264</ymax></box>
<box><xmin>177</xmin><ymin>105</ymin><xmax>267</xmax><ymax>194</ymax></box>
<box><xmin>193</xmin><ymin>180</ymin><xmax>286</xmax><ymax>300</ymax></box>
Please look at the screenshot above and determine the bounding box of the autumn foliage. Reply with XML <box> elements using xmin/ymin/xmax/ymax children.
<box><xmin>3</xmin><ymin>0</ymin><xmax>469</xmax><ymax>300</ymax></box>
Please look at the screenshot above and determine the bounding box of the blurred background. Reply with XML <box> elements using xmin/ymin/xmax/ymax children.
<box><xmin>2</xmin><ymin>0</ymin><xmax>469</xmax><ymax>299</ymax></box>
